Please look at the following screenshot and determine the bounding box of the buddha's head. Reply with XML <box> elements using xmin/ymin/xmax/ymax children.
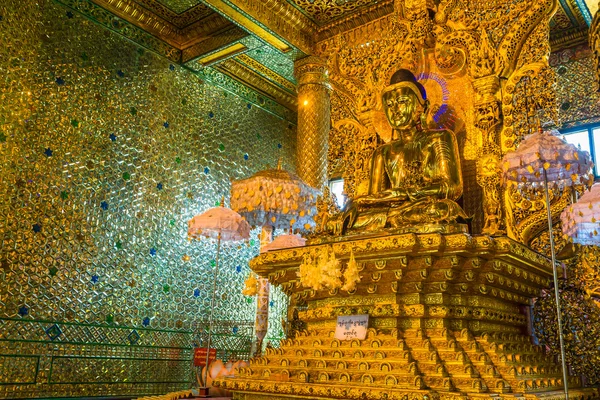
<box><xmin>382</xmin><ymin>69</ymin><xmax>428</xmax><ymax>130</ymax></box>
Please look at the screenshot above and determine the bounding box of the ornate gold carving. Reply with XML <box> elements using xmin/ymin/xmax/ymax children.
<box><xmin>552</xmin><ymin>46</ymin><xmax>600</xmax><ymax>129</ymax></box>
<box><xmin>319</xmin><ymin>0</ymin><xmax>563</xmax><ymax>241</ymax></box>
<box><xmin>316</xmin><ymin>1</ymin><xmax>394</xmax><ymax>41</ymax></box>
<box><xmin>577</xmin><ymin>246</ymin><xmax>600</xmax><ymax>298</ymax></box>
<box><xmin>290</xmin><ymin>0</ymin><xmax>385</xmax><ymax>25</ymax></box>
<box><xmin>534</xmin><ymin>274</ymin><xmax>600</xmax><ymax>385</ymax></box>
<box><xmin>472</xmin><ymin>75</ymin><xmax>504</xmax><ymax>236</ymax></box>
<box><xmin>501</xmin><ymin>63</ymin><xmax>557</xmax><ymax>154</ymax></box>
<box><xmin>431</xmin><ymin>0</ymin><xmax>557</xmax><ymax>240</ymax></box>
<box><xmin>505</xmin><ymin>180</ymin><xmax>575</xmax><ymax>247</ymax></box>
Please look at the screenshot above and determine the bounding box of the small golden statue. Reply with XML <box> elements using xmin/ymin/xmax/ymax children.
<box><xmin>331</xmin><ymin>69</ymin><xmax>468</xmax><ymax>235</ymax></box>
<box><xmin>314</xmin><ymin>186</ymin><xmax>340</xmax><ymax>233</ymax></box>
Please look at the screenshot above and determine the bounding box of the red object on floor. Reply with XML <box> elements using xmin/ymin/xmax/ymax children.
<box><xmin>193</xmin><ymin>348</ymin><xmax>217</xmax><ymax>366</ymax></box>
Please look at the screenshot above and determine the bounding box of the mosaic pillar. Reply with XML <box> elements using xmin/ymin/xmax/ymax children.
<box><xmin>294</xmin><ymin>56</ymin><xmax>331</xmax><ymax>190</ymax></box>
<box><xmin>254</xmin><ymin>225</ymin><xmax>273</xmax><ymax>355</ymax></box>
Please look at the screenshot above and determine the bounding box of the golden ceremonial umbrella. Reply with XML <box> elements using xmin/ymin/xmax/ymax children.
<box><xmin>230</xmin><ymin>160</ymin><xmax>319</xmax><ymax>232</ymax></box>
<box><xmin>230</xmin><ymin>161</ymin><xmax>316</xmax><ymax>355</ymax></box>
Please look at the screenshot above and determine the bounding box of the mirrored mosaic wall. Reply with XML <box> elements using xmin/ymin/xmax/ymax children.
<box><xmin>0</xmin><ymin>0</ymin><xmax>295</xmax><ymax>397</ymax></box>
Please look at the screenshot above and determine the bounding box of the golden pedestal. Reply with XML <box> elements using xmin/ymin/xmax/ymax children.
<box><xmin>215</xmin><ymin>233</ymin><xmax>598</xmax><ymax>399</ymax></box>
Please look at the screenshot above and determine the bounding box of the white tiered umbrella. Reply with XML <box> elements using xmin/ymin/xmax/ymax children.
<box><xmin>188</xmin><ymin>204</ymin><xmax>251</xmax><ymax>242</ymax></box>
<box><xmin>188</xmin><ymin>198</ymin><xmax>250</xmax><ymax>386</ymax></box>
<box><xmin>502</xmin><ymin>126</ymin><xmax>593</xmax><ymax>399</ymax></box>
<box><xmin>502</xmin><ymin>129</ymin><xmax>592</xmax><ymax>188</ymax></box>
<box><xmin>261</xmin><ymin>233</ymin><xmax>306</xmax><ymax>252</ymax></box>
<box><xmin>561</xmin><ymin>184</ymin><xmax>600</xmax><ymax>245</ymax></box>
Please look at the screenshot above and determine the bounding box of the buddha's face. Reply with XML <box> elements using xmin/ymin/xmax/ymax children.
<box><xmin>382</xmin><ymin>88</ymin><xmax>419</xmax><ymax>129</ymax></box>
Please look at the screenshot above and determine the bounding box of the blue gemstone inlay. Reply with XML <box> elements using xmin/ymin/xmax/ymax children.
<box><xmin>45</xmin><ymin>324</ymin><xmax>62</xmax><ymax>341</ymax></box>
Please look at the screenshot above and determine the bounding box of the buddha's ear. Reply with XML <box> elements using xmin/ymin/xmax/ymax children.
<box><xmin>422</xmin><ymin>98</ymin><xmax>430</xmax><ymax>111</ymax></box>
<box><xmin>420</xmin><ymin>99</ymin><xmax>431</xmax><ymax>129</ymax></box>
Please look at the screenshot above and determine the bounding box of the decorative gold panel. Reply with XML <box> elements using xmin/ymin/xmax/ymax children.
<box><xmin>551</xmin><ymin>45</ymin><xmax>600</xmax><ymax>128</ymax></box>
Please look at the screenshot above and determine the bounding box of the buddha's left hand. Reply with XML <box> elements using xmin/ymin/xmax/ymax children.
<box><xmin>407</xmin><ymin>187</ymin><xmax>425</xmax><ymax>202</ymax></box>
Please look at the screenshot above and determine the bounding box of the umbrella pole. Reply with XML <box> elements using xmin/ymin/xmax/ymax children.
<box><xmin>204</xmin><ymin>232</ymin><xmax>222</xmax><ymax>388</ymax></box>
<box><xmin>543</xmin><ymin>169</ymin><xmax>569</xmax><ymax>399</ymax></box>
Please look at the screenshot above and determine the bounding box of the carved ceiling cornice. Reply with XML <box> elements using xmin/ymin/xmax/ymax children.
<box><xmin>179</xmin><ymin>12</ymin><xmax>239</xmax><ymax>48</ymax></box>
<box><xmin>551</xmin><ymin>28</ymin><xmax>589</xmax><ymax>50</ymax></box>
<box><xmin>181</xmin><ymin>25</ymin><xmax>249</xmax><ymax>63</ymax></box>
<box><xmin>316</xmin><ymin>0</ymin><xmax>394</xmax><ymax>42</ymax></box>
<box><xmin>122</xmin><ymin>0</ymin><xmax>214</xmax><ymax>28</ymax></box>
<box><xmin>202</xmin><ymin>0</ymin><xmax>317</xmax><ymax>55</ymax></box>
<box><xmin>550</xmin><ymin>0</ymin><xmax>593</xmax><ymax>50</ymax></box>
<box><xmin>215</xmin><ymin>59</ymin><xmax>298</xmax><ymax>111</ymax></box>
<box><xmin>235</xmin><ymin>54</ymin><xmax>297</xmax><ymax>94</ymax></box>
<box><xmin>91</xmin><ymin>0</ymin><xmax>181</xmax><ymax>46</ymax></box>
<box><xmin>91</xmin><ymin>0</ymin><xmax>235</xmax><ymax>49</ymax></box>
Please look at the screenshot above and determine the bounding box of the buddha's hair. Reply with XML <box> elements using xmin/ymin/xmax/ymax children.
<box><xmin>389</xmin><ymin>69</ymin><xmax>427</xmax><ymax>102</ymax></box>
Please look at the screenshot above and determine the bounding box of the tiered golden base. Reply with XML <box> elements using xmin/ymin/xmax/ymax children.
<box><xmin>216</xmin><ymin>233</ymin><xmax>599</xmax><ymax>399</ymax></box>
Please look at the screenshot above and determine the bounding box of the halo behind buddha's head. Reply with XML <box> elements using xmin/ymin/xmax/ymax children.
<box><xmin>382</xmin><ymin>69</ymin><xmax>427</xmax><ymax>106</ymax></box>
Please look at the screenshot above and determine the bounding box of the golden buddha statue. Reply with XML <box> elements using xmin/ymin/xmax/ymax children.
<box><xmin>332</xmin><ymin>69</ymin><xmax>468</xmax><ymax>235</ymax></box>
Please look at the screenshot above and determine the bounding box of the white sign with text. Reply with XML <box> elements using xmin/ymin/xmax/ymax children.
<box><xmin>334</xmin><ymin>314</ymin><xmax>369</xmax><ymax>340</ymax></box>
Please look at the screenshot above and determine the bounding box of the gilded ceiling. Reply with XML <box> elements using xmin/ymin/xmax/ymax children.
<box><xmin>133</xmin><ymin>0</ymin><xmax>212</xmax><ymax>25</ymax></box>
<box><xmin>61</xmin><ymin>0</ymin><xmax>597</xmax><ymax>114</ymax></box>
<box><xmin>286</xmin><ymin>0</ymin><xmax>385</xmax><ymax>25</ymax></box>
<box><xmin>145</xmin><ymin>0</ymin><xmax>205</xmax><ymax>14</ymax></box>
<box><xmin>550</xmin><ymin>0</ymin><xmax>594</xmax><ymax>49</ymax></box>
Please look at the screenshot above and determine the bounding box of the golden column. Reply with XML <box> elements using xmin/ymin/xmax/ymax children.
<box><xmin>294</xmin><ymin>56</ymin><xmax>331</xmax><ymax>190</ymax></box>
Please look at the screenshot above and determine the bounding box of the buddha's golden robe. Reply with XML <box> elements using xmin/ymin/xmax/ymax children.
<box><xmin>335</xmin><ymin>128</ymin><xmax>468</xmax><ymax>234</ymax></box>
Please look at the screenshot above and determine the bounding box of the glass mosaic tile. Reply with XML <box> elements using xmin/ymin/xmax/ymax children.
<box><xmin>0</xmin><ymin>0</ymin><xmax>296</xmax><ymax>397</ymax></box>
